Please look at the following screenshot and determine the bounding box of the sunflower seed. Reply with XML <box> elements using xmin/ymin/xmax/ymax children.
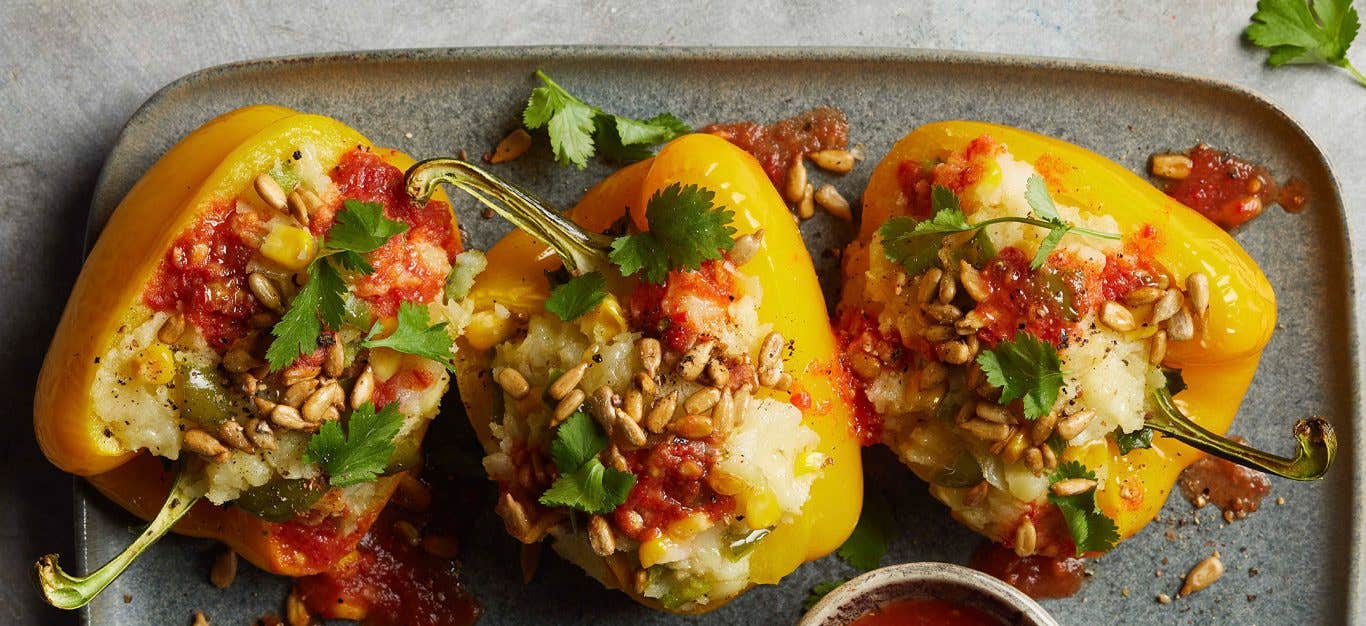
<box><xmin>549</xmin><ymin>362</ymin><xmax>589</xmax><ymax>400</ymax></box>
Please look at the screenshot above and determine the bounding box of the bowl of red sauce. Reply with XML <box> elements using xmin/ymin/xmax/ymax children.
<box><xmin>799</xmin><ymin>562</ymin><xmax>1058</xmax><ymax>626</ymax></box>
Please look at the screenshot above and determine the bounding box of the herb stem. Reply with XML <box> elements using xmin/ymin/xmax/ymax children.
<box><xmin>34</xmin><ymin>468</ymin><xmax>204</xmax><ymax>609</ymax></box>
<box><xmin>971</xmin><ymin>216</ymin><xmax>1123</xmax><ymax>240</ymax></box>
<box><xmin>1146</xmin><ymin>388</ymin><xmax>1336</xmax><ymax>480</ymax></box>
<box><xmin>1342</xmin><ymin>60</ymin><xmax>1366</xmax><ymax>88</ymax></box>
<box><xmin>404</xmin><ymin>158</ymin><xmax>614</xmax><ymax>274</ymax></box>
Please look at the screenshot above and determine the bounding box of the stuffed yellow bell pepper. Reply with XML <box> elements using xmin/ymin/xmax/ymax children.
<box><xmin>34</xmin><ymin>105</ymin><xmax>472</xmax><ymax>608</ymax></box>
<box><xmin>406</xmin><ymin>133</ymin><xmax>863</xmax><ymax>612</ymax></box>
<box><xmin>838</xmin><ymin>121</ymin><xmax>1334</xmax><ymax>558</ymax></box>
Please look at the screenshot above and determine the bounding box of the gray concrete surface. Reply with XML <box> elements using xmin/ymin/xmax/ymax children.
<box><xmin>0</xmin><ymin>1</ymin><xmax>1361</xmax><ymax>624</ymax></box>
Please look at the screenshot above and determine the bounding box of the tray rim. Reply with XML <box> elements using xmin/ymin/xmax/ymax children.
<box><xmin>78</xmin><ymin>45</ymin><xmax>1360</xmax><ymax>624</ymax></box>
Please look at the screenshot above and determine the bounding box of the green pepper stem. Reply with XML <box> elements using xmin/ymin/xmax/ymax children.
<box><xmin>1146</xmin><ymin>388</ymin><xmax>1336</xmax><ymax>480</ymax></box>
<box><xmin>405</xmin><ymin>158</ymin><xmax>613</xmax><ymax>274</ymax></box>
<box><xmin>34</xmin><ymin>470</ymin><xmax>204</xmax><ymax>609</ymax></box>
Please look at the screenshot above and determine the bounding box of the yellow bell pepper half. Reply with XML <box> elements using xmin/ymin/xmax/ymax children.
<box><xmin>409</xmin><ymin>133</ymin><xmax>862</xmax><ymax>611</ymax></box>
<box><xmin>844</xmin><ymin>121</ymin><xmax>1333</xmax><ymax>551</ymax></box>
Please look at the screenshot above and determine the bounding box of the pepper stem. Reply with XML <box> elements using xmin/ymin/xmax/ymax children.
<box><xmin>1146</xmin><ymin>388</ymin><xmax>1336</xmax><ymax>480</ymax></box>
<box><xmin>34</xmin><ymin>469</ymin><xmax>204</xmax><ymax>609</ymax></box>
<box><xmin>405</xmin><ymin>158</ymin><xmax>613</xmax><ymax>274</ymax></box>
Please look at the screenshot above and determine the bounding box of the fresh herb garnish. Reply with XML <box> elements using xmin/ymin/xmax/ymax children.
<box><xmin>609</xmin><ymin>182</ymin><xmax>736</xmax><ymax>284</ymax></box>
<box><xmin>266</xmin><ymin>200</ymin><xmax>409</xmax><ymax>370</ymax></box>
<box><xmin>539</xmin><ymin>411</ymin><xmax>637</xmax><ymax>513</ymax></box>
<box><xmin>803</xmin><ymin>579</ymin><xmax>849</xmax><ymax>612</ymax></box>
<box><xmin>326</xmin><ymin>200</ymin><xmax>409</xmax><ymax>273</ymax></box>
<box><xmin>303</xmin><ymin>401</ymin><xmax>405</xmax><ymax>487</ymax></box>
<box><xmin>362</xmin><ymin>301</ymin><xmax>455</xmax><ymax>371</ymax></box>
<box><xmin>976</xmin><ymin>331</ymin><xmax>1065</xmax><ymax>420</ymax></box>
<box><xmin>1247</xmin><ymin>0</ymin><xmax>1365</xmax><ymax>88</ymax></box>
<box><xmin>545</xmin><ymin>271</ymin><xmax>608</xmax><ymax>321</ymax></box>
<box><xmin>523</xmin><ymin>70</ymin><xmax>691</xmax><ymax>168</ymax></box>
<box><xmin>1047</xmin><ymin>461</ymin><xmax>1120</xmax><ymax>555</ymax></box>
<box><xmin>265</xmin><ymin>260</ymin><xmax>346</xmax><ymax>371</ymax></box>
<box><xmin>836</xmin><ymin>485</ymin><xmax>899</xmax><ymax>571</ymax></box>
<box><xmin>878</xmin><ymin>179</ymin><xmax>1120</xmax><ymax>275</ymax></box>
<box><xmin>1113</xmin><ymin>427</ymin><xmax>1154</xmax><ymax>454</ymax></box>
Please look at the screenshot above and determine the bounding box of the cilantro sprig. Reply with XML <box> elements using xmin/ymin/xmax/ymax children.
<box><xmin>1247</xmin><ymin>0</ymin><xmax>1365</xmax><ymax>87</ymax></box>
<box><xmin>303</xmin><ymin>401</ymin><xmax>405</xmax><ymax>487</ymax></box>
<box><xmin>976</xmin><ymin>331</ymin><xmax>1065</xmax><ymax>421</ymax></box>
<box><xmin>266</xmin><ymin>200</ymin><xmax>409</xmax><ymax>370</ymax></box>
<box><xmin>539</xmin><ymin>411</ymin><xmax>637</xmax><ymax>513</ymax></box>
<box><xmin>609</xmin><ymin>183</ymin><xmax>737</xmax><ymax>284</ymax></box>
<box><xmin>523</xmin><ymin>70</ymin><xmax>691</xmax><ymax>168</ymax></box>
<box><xmin>878</xmin><ymin>177</ymin><xmax>1120</xmax><ymax>275</ymax></box>
<box><xmin>545</xmin><ymin>272</ymin><xmax>608</xmax><ymax>321</ymax></box>
<box><xmin>362</xmin><ymin>301</ymin><xmax>456</xmax><ymax>372</ymax></box>
<box><xmin>1047</xmin><ymin>461</ymin><xmax>1120</xmax><ymax>555</ymax></box>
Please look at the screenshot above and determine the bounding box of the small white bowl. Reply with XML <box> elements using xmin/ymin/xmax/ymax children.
<box><xmin>799</xmin><ymin>562</ymin><xmax>1059</xmax><ymax>626</ymax></box>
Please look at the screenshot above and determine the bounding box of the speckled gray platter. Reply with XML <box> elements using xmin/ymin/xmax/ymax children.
<box><xmin>77</xmin><ymin>47</ymin><xmax>1355</xmax><ymax>625</ymax></box>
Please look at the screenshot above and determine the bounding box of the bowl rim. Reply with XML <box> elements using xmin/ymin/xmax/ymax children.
<box><xmin>798</xmin><ymin>561</ymin><xmax>1060</xmax><ymax>626</ymax></box>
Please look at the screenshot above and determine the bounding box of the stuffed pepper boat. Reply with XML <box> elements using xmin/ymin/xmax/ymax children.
<box><xmin>34</xmin><ymin>105</ymin><xmax>474</xmax><ymax>608</ymax></box>
<box><xmin>405</xmin><ymin>133</ymin><xmax>863</xmax><ymax>611</ymax></box>
<box><xmin>838</xmin><ymin>121</ymin><xmax>1335</xmax><ymax>558</ymax></box>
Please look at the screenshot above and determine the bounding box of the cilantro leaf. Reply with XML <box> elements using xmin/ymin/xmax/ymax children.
<box><xmin>1024</xmin><ymin>174</ymin><xmax>1073</xmax><ymax>270</ymax></box>
<box><xmin>976</xmin><ymin>331</ymin><xmax>1064</xmax><ymax>420</ymax></box>
<box><xmin>523</xmin><ymin>71</ymin><xmax>692</xmax><ymax>168</ymax></box>
<box><xmin>803</xmin><ymin>579</ymin><xmax>849</xmax><ymax>612</ymax></box>
<box><xmin>1047</xmin><ymin>461</ymin><xmax>1120</xmax><ymax>555</ymax></box>
<box><xmin>837</xmin><ymin>486</ymin><xmax>899</xmax><ymax>571</ymax></box>
<box><xmin>1113</xmin><ymin>427</ymin><xmax>1154</xmax><ymax>454</ymax></box>
<box><xmin>539</xmin><ymin>412</ymin><xmax>636</xmax><ymax>513</ymax></box>
<box><xmin>327</xmin><ymin>200</ymin><xmax>409</xmax><ymax>257</ymax></box>
<box><xmin>879</xmin><ymin>186</ymin><xmax>973</xmax><ymax>275</ymax></box>
<box><xmin>549</xmin><ymin>411</ymin><xmax>608</xmax><ymax>472</ymax></box>
<box><xmin>545</xmin><ymin>272</ymin><xmax>608</xmax><ymax>321</ymax></box>
<box><xmin>303</xmin><ymin>401</ymin><xmax>405</xmax><ymax>487</ymax></box>
<box><xmin>1247</xmin><ymin>0</ymin><xmax>1365</xmax><ymax>87</ymax></box>
<box><xmin>265</xmin><ymin>259</ymin><xmax>346</xmax><ymax>371</ymax></box>
<box><xmin>362</xmin><ymin>301</ymin><xmax>455</xmax><ymax>371</ymax></box>
<box><xmin>609</xmin><ymin>183</ymin><xmax>736</xmax><ymax>284</ymax></box>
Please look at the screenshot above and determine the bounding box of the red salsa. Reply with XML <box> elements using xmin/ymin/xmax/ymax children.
<box><xmin>1161</xmin><ymin>144</ymin><xmax>1309</xmax><ymax>229</ymax></box>
<box><xmin>970</xmin><ymin>541</ymin><xmax>1086</xmax><ymax>599</ymax></box>
<box><xmin>850</xmin><ymin>598</ymin><xmax>1004</xmax><ymax>626</ymax></box>
<box><xmin>701</xmin><ymin>107</ymin><xmax>849</xmax><ymax>190</ymax></box>
<box><xmin>142</xmin><ymin>201</ymin><xmax>261</xmax><ymax>350</ymax></box>
<box><xmin>295</xmin><ymin>509</ymin><xmax>479</xmax><ymax>626</ymax></box>
<box><xmin>615</xmin><ymin>437</ymin><xmax>735</xmax><ymax>541</ymax></box>
<box><xmin>1178</xmin><ymin>448</ymin><xmax>1271</xmax><ymax>518</ymax></box>
<box><xmin>627</xmin><ymin>259</ymin><xmax>739</xmax><ymax>354</ymax></box>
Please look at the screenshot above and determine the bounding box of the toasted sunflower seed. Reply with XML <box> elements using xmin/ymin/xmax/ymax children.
<box><xmin>1014</xmin><ymin>518</ymin><xmax>1037</xmax><ymax>557</ymax></box>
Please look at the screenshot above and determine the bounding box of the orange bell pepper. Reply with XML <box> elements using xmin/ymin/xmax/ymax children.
<box><xmin>407</xmin><ymin>133</ymin><xmax>862</xmax><ymax>611</ymax></box>
<box><xmin>34</xmin><ymin>105</ymin><xmax>459</xmax><ymax>608</ymax></box>
<box><xmin>841</xmin><ymin>121</ymin><xmax>1333</xmax><ymax>556</ymax></box>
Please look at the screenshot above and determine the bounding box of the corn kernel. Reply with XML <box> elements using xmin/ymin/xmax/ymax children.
<box><xmin>133</xmin><ymin>344</ymin><xmax>176</xmax><ymax>385</ymax></box>
<box><xmin>639</xmin><ymin>536</ymin><xmax>673</xmax><ymax>569</ymax></box>
<box><xmin>465</xmin><ymin>309</ymin><xmax>517</xmax><ymax>350</ymax></box>
<box><xmin>666</xmin><ymin>512</ymin><xmax>713</xmax><ymax>540</ymax></box>
<box><xmin>797</xmin><ymin>451</ymin><xmax>828</xmax><ymax>475</ymax></box>
<box><xmin>369</xmin><ymin>347</ymin><xmax>402</xmax><ymax>381</ymax></box>
<box><xmin>706</xmin><ymin>471</ymin><xmax>745</xmax><ymax>496</ymax></box>
<box><xmin>260</xmin><ymin>224</ymin><xmax>317</xmax><ymax>270</ymax></box>
<box><xmin>978</xmin><ymin>160</ymin><xmax>1003</xmax><ymax>191</ymax></box>
<box><xmin>577</xmin><ymin>295</ymin><xmax>628</xmax><ymax>344</ymax></box>
<box><xmin>744</xmin><ymin>487</ymin><xmax>781</xmax><ymax>530</ymax></box>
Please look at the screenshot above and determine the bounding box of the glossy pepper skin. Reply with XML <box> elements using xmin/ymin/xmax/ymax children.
<box><xmin>34</xmin><ymin>105</ymin><xmax>454</xmax><ymax>575</ymax></box>
<box><xmin>454</xmin><ymin>133</ymin><xmax>863</xmax><ymax>608</ymax></box>
<box><xmin>845</xmin><ymin>121</ymin><xmax>1276</xmax><ymax>544</ymax></box>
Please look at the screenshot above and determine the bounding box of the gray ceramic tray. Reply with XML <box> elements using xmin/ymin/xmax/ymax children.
<box><xmin>76</xmin><ymin>47</ymin><xmax>1355</xmax><ymax>625</ymax></box>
